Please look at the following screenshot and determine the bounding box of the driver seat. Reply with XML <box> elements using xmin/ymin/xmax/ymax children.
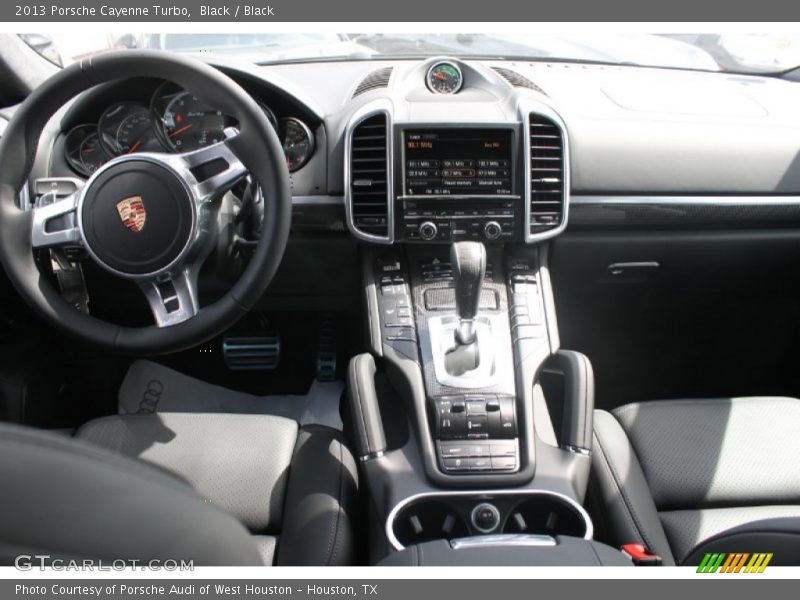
<box><xmin>0</xmin><ymin>413</ymin><xmax>357</xmax><ymax>566</ymax></box>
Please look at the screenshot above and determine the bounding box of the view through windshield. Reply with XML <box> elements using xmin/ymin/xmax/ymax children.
<box><xmin>21</xmin><ymin>32</ymin><xmax>800</xmax><ymax>74</ymax></box>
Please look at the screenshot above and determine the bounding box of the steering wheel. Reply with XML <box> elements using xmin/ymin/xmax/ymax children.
<box><xmin>0</xmin><ymin>50</ymin><xmax>291</xmax><ymax>354</ymax></box>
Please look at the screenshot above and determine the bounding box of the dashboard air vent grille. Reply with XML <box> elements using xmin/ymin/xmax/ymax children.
<box><xmin>353</xmin><ymin>67</ymin><xmax>394</xmax><ymax>98</ymax></box>
<box><xmin>350</xmin><ymin>113</ymin><xmax>390</xmax><ymax>238</ymax></box>
<box><xmin>529</xmin><ymin>113</ymin><xmax>565</xmax><ymax>233</ymax></box>
<box><xmin>493</xmin><ymin>67</ymin><xmax>547</xmax><ymax>95</ymax></box>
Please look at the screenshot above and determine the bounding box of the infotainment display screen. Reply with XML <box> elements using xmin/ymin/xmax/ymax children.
<box><xmin>403</xmin><ymin>129</ymin><xmax>513</xmax><ymax>196</ymax></box>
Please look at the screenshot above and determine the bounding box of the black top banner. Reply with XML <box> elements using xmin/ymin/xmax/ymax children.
<box><xmin>4</xmin><ymin>0</ymin><xmax>800</xmax><ymax>22</ymax></box>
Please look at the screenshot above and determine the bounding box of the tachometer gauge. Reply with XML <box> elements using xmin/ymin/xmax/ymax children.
<box><xmin>281</xmin><ymin>117</ymin><xmax>314</xmax><ymax>172</ymax></box>
<box><xmin>426</xmin><ymin>62</ymin><xmax>463</xmax><ymax>95</ymax></box>
<box><xmin>64</xmin><ymin>124</ymin><xmax>111</xmax><ymax>177</ymax></box>
<box><xmin>98</xmin><ymin>102</ymin><xmax>160</xmax><ymax>156</ymax></box>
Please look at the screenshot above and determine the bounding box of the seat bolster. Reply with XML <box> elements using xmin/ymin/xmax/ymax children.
<box><xmin>661</xmin><ymin>506</ymin><xmax>800</xmax><ymax>565</ymax></box>
<box><xmin>77</xmin><ymin>413</ymin><xmax>298</xmax><ymax>533</ymax></box>
<box><xmin>276</xmin><ymin>425</ymin><xmax>358</xmax><ymax>566</ymax></box>
<box><xmin>591</xmin><ymin>410</ymin><xmax>675</xmax><ymax>565</ymax></box>
<box><xmin>612</xmin><ymin>397</ymin><xmax>800</xmax><ymax>509</ymax></box>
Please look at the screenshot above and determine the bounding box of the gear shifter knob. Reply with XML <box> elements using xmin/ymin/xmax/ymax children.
<box><xmin>450</xmin><ymin>241</ymin><xmax>486</xmax><ymax>345</ymax></box>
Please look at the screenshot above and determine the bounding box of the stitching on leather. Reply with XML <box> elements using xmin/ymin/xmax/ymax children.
<box><xmin>580</xmin><ymin>355</ymin><xmax>590</xmax><ymax>446</ymax></box>
<box><xmin>585</xmin><ymin>539</ymin><xmax>605</xmax><ymax>566</ymax></box>
<box><xmin>351</xmin><ymin>356</ymin><xmax>371</xmax><ymax>455</ymax></box>
<box><xmin>592</xmin><ymin>426</ymin><xmax>658</xmax><ymax>553</ymax></box>
<box><xmin>323</xmin><ymin>435</ymin><xmax>346</xmax><ymax>565</ymax></box>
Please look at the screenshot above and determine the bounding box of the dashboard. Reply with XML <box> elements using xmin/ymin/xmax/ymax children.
<box><xmin>27</xmin><ymin>54</ymin><xmax>800</xmax><ymax>243</ymax></box>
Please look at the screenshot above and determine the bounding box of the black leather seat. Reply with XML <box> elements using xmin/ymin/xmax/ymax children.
<box><xmin>0</xmin><ymin>413</ymin><xmax>357</xmax><ymax>566</ymax></box>
<box><xmin>590</xmin><ymin>397</ymin><xmax>800</xmax><ymax>565</ymax></box>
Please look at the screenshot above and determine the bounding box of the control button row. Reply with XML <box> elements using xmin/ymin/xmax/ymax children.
<box><xmin>435</xmin><ymin>394</ymin><xmax>517</xmax><ymax>440</ymax></box>
<box><xmin>508</xmin><ymin>265</ymin><xmax>545</xmax><ymax>340</ymax></box>
<box><xmin>442</xmin><ymin>455</ymin><xmax>518</xmax><ymax>473</ymax></box>
<box><xmin>439</xmin><ymin>440</ymin><xmax>516</xmax><ymax>458</ymax></box>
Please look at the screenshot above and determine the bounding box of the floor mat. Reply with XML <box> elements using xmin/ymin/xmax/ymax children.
<box><xmin>118</xmin><ymin>360</ymin><xmax>343</xmax><ymax>430</ymax></box>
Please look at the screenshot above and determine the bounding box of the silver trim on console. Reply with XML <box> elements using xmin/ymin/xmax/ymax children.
<box><xmin>450</xmin><ymin>534</ymin><xmax>557</xmax><ymax>549</ymax></box>
<box><xmin>344</xmin><ymin>99</ymin><xmax>395</xmax><ymax>244</ymax></box>
<box><xmin>385</xmin><ymin>488</ymin><xmax>594</xmax><ymax>551</ymax></box>
<box><xmin>518</xmin><ymin>100</ymin><xmax>571</xmax><ymax>244</ymax></box>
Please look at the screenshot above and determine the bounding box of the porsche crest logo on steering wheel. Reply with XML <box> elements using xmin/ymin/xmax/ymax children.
<box><xmin>116</xmin><ymin>196</ymin><xmax>146</xmax><ymax>233</ymax></box>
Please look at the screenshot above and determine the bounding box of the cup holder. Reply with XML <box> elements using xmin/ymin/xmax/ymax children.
<box><xmin>502</xmin><ymin>495</ymin><xmax>588</xmax><ymax>538</ymax></box>
<box><xmin>391</xmin><ymin>499</ymin><xmax>471</xmax><ymax>548</ymax></box>
<box><xmin>387</xmin><ymin>490</ymin><xmax>592</xmax><ymax>550</ymax></box>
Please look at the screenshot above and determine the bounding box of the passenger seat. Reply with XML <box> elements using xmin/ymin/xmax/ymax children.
<box><xmin>590</xmin><ymin>397</ymin><xmax>800</xmax><ymax>565</ymax></box>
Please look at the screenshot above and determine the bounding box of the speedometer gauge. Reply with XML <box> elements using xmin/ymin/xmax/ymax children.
<box><xmin>426</xmin><ymin>62</ymin><xmax>463</xmax><ymax>95</ymax></box>
<box><xmin>98</xmin><ymin>102</ymin><xmax>160</xmax><ymax>156</ymax></box>
<box><xmin>280</xmin><ymin>118</ymin><xmax>314</xmax><ymax>172</ymax></box>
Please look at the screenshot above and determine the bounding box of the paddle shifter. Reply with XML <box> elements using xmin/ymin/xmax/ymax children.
<box><xmin>445</xmin><ymin>241</ymin><xmax>486</xmax><ymax>376</ymax></box>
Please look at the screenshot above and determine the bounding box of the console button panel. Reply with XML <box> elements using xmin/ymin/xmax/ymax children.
<box><xmin>375</xmin><ymin>256</ymin><xmax>418</xmax><ymax>358</ymax></box>
<box><xmin>434</xmin><ymin>394</ymin><xmax>517</xmax><ymax>440</ymax></box>
<box><xmin>434</xmin><ymin>393</ymin><xmax>519</xmax><ymax>474</ymax></box>
<box><xmin>399</xmin><ymin>200</ymin><xmax>517</xmax><ymax>243</ymax></box>
<box><xmin>508</xmin><ymin>256</ymin><xmax>546</xmax><ymax>341</ymax></box>
<box><xmin>438</xmin><ymin>439</ymin><xmax>519</xmax><ymax>473</ymax></box>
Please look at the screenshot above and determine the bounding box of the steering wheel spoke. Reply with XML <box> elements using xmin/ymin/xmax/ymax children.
<box><xmin>31</xmin><ymin>190</ymin><xmax>83</xmax><ymax>249</ymax></box>
<box><xmin>138</xmin><ymin>270</ymin><xmax>199</xmax><ymax>328</ymax></box>
<box><xmin>176</xmin><ymin>129</ymin><xmax>248</xmax><ymax>202</ymax></box>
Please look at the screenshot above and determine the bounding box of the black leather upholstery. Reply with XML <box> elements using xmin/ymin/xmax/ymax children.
<box><xmin>0</xmin><ymin>414</ymin><xmax>357</xmax><ymax>566</ymax></box>
<box><xmin>591</xmin><ymin>397</ymin><xmax>800</xmax><ymax>565</ymax></box>
<box><xmin>276</xmin><ymin>425</ymin><xmax>358</xmax><ymax>565</ymax></box>
<box><xmin>0</xmin><ymin>423</ymin><xmax>262</xmax><ymax>565</ymax></box>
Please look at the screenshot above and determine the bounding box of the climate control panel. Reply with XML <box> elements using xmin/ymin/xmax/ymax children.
<box><xmin>398</xmin><ymin>199</ymin><xmax>518</xmax><ymax>243</ymax></box>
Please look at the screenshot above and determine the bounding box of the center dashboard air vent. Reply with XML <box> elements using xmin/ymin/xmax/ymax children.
<box><xmin>528</xmin><ymin>113</ymin><xmax>567</xmax><ymax>238</ymax></box>
<box><xmin>347</xmin><ymin>112</ymin><xmax>391</xmax><ymax>241</ymax></box>
<box><xmin>353</xmin><ymin>67</ymin><xmax>394</xmax><ymax>98</ymax></box>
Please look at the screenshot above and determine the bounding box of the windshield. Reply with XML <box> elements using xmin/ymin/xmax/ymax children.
<box><xmin>22</xmin><ymin>32</ymin><xmax>800</xmax><ymax>74</ymax></box>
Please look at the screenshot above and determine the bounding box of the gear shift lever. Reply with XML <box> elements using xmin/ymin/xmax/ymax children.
<box><xmin>451</xmin><ymin>241</ymin><xmax>486</xmax><ymax>345</ymax></box>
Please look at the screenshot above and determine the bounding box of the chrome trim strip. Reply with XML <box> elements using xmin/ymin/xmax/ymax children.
<box><xmin>359</xmin><ymin>450</ymin><xmax>385</xmax><ymax>463</ymax></box>
<box><xmin>571</xmin><ymin>195</ymin><xmax>800</xmax><ymax>206</ymax></box>
<box><xmin>385</xmin><ymin>488</ymin><xmax>593</xmax><ymax>551</ymax></box>
<box><xmin>344</xmin><ymin>99</ymin><xmax>394</xmax><ymax>245</ymax></box>
<box><xmin>519</xmin><ymin>99</ymin><xmax>571</xmax><ymax>244</ymax></box>
<box><xmin>450</xmin><ymin>534</ymin><xmax>557</xmax><ymax>549</ymax></box>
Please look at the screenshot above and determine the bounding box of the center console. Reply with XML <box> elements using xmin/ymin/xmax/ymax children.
<box><xmin>343</xmin><ymin>60</ymin><xmax>623</xmax><ymax>566</ymax></box>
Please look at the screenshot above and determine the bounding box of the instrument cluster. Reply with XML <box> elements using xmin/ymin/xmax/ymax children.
<box><xmin>63</xmin><ymin>81</ymin><xmax>315</xmax><ymax>177</ymax></box>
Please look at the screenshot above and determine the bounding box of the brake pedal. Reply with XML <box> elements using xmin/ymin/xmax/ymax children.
<box><xmin>222</xmin><ymin>333</ymin><xmax>280</xmax><ymax>371</ymax></box>
<box><xmin>316</xmin><ymin>315</ymin><xmax>337</xmax><ymax>381</ymax></box>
